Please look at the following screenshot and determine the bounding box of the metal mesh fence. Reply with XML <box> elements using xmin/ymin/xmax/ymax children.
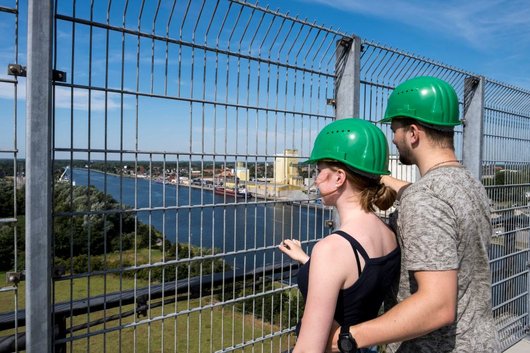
<box><xmin>359</xmin><ymin>41</ymin><xmax>530</xmax><ymax>350</ymax></box>
<box><xmin>483</xmin><ymin>80</ymin><xmax>530</xmax><ymax>349</ymax></box>
<box><xmin>49</xmin><ymin>0</ymin><xmax>337</xmax><ymax>352</ymax></box>
<box><xmin>358</xmin><ymin>42</ymin><xmax>468</xmax><ymax>178</ymax></box>
<box><xmin>0</xmin><ymin>0</ymin><xmax>529</xmax><ymax>352</ymax></box>
<box><xmin>0</xmin><ymin>1</ymin><xmax>24</xmax><ymax>351</ymax></box>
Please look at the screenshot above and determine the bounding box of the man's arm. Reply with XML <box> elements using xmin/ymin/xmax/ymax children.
<box><xmin>380</xmin><ymin>175</ymin><xmax>411</xmax><ymax>197</ymax></box>
<box><xmin>327</xmin><ymin>269</ymin><xmax>457</xmax><ymax>351</ymax></box>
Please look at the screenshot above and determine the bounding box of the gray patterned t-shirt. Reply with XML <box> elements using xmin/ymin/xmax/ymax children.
<box><xmin>388</xmin><ymin>166</ymin><xmax>500</xmax><ymax>353</ymax></box>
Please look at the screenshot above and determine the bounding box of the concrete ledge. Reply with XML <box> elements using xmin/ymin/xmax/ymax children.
<box><xmin>504</xmin><ymin>337</ymin><xmax>530</xmax><ymax>353</ymax></box>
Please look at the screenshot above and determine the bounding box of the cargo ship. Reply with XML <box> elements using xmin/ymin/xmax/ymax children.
<box><xmin>214</xmin><ymin>186</ymin><xmax>250</xmax><ymax>198</ymax></box>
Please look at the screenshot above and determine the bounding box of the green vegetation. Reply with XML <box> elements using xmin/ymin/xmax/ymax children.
<box><xmin>0</xmin><ymin>269</ymin><xmax>296</xmax><ymax>353</ymax></box>
<box><xmin>2</xmin><ymin>158</ymin><xmax>275</xmax><ymax>180</ymax></box>
<box><xmin>0</xmin><ymin>180</ymin><xmax>226</xmax><ymax>279</ymax></box>
<box><xmin>482</xmin><ymin>166</ymin><xmax>530</xmax><ymax>206</ymax></box>
<box><xmin>0</xmin><ymin>169</ymin><xmax>301</xmax><ymax>352</ymax></box>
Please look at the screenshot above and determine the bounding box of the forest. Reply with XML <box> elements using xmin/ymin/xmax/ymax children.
<box><xmin>0</xmin><ymin>176</ymin><xmax>225</xmax><ymax>282</ymax></box>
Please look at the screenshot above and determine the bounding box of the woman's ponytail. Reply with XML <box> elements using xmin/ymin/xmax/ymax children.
<box><xmin>372</xmin><ymin>183</ymin><xmax>397</xmax><ymax>211</ymax></box>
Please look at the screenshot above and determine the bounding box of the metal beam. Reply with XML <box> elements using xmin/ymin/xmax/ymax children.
<box><xmin>25</xmin><ymin>0</ymin><xmax>53</xmax><ymax>352</ymax></box>
<box><xmin>462</xmin><ymin>76</ymin><xmax>485</xmax><ymax>179</ymax></box>
<box><xmin>332</xmin><ymin>36</ymin><xmax>361</xmax><ymax>230</ymax></box>
<box><xmin>335</xmin><ymin>36</ymin><xmax>361</xmax><ymax>120</ymax></box>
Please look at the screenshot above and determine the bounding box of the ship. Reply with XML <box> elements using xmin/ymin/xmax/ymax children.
<box><xmin>214</xmin><ymin>186</ymin><xmax>251</xmax><ymax>198</ymax></box>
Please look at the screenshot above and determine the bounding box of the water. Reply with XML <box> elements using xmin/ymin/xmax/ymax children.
<box><xmin>70</xmin><ymin>168</ymin><xmax>330</xmax><ymax>269</ymax></box>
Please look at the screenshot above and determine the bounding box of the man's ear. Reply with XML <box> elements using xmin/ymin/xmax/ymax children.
<box><xmin>408</xmin><ymin>123</ymin><xmax>422</xmax><ymax>144</ymax></box>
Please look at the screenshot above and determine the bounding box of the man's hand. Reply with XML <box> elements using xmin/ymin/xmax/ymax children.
<box><xmin>380</xmin><ymin>175</ymin><xmax>411</xmax><ymax>195</ymax></box>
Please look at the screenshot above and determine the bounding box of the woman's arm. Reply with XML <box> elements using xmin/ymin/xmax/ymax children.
<box><xmin>293</xmin><ymin>238</ymin><xmax>348</xmax><ymax>353</ymax></box>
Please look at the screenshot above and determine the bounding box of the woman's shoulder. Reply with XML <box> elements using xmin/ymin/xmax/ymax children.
<box><xmin>311</xmin><ymin>233</ymin><xmax>351</xmax><ymax>258</ymax></box>
<box><xmin>309</xmin><ymin>235</ymin><xmax>355</xmax><ymax>278</ymax></box>
<box><xmin>340</xmin><ymin>215</ymin><xmax>397</xmax><ymax>256</ymax></box>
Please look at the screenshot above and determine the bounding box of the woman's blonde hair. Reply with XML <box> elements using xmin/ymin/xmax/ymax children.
<box><xmin>325</xmin><ymin>161</ymin><xmax>396</xmax><ymax>212</ymax></box>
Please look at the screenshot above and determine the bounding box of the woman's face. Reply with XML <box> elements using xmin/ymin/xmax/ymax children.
<box><xmin>314</xmin><ymin>162</ymin><xmax>339</xmax><ymax>204</ymax></box>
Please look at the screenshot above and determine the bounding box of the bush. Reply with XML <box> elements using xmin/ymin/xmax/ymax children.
<box><xmin>0</xmin><ymin>217</ymin><xmax>25</xmax><ymax>271</ymax></box>
<box><xmin>219</xmin><ymin>280</ymin><xmax>303</xmax><ymax>327</ymax></box>
<box><xmin>68</xmin><ymin>254</ymin><xmax>105</xmax><ymax>274</ymax></box>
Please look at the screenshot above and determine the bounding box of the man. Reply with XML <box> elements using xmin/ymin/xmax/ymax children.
<box><xmin>329</xmin><ymin>76</ymin><xmax>500</xmax><ymax>352</ymax></box>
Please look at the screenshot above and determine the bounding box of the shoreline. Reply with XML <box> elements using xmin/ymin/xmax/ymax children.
<box><xmin>68</xmin><ymin>167</ymin><xmax>330</xmax><ymax>209</ymax></box>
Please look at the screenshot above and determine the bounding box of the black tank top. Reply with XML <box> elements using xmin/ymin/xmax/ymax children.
<box><xmin>296</xmin><ymin>230</ymin><xmax>400</xmax><ymax>332</ymax></box>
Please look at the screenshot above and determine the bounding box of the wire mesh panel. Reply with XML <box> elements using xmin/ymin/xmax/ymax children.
<box><xmin>483</xmin><ymin>80</ymin><xmax>530</xmax><ymax>350</ymax></box>
<box><xmin>358</xmin><ymin>42</ymin><xmax>530</xmax><ymax>350</ymax></box>
<box><xmin>358</xmin><ymin>41</ymin><xmax>470</xmax><ymax>183</ymax></box>
<box><xmin>50</xmin><ymin>0</ymin><xmax>337</xmax><ymax>351</ymax></box>
<box><xmin>0</xmin><ymin>1</ymin><xmax>24</xmax><ymax>352</ymax></box>
<box><xmin>3</xmin><ymin>0</ymin><xmax>529</xmax><ymax>352</ymax></box>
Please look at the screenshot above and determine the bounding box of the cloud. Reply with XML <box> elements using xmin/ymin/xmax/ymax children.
<box><xmin>55</xmin><ymin>87</ymin><xmax>123</xmax><ymax>111</ymax></box>
<box><xmin>0</xmin><ymin>83</ymin><xmax>124</xmax><ymax>112</ymax></box>
<box><xmin>299</xmin><ymin>0</ymin><xmax>530</xmax><ymax>50</ymax></box>
<box><xmin>0</xmin><ymin>81</ymin><xmax>25</xmax><ymax>100</ymax></box>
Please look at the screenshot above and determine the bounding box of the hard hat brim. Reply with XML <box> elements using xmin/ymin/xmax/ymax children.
<box><xmin>378</xmin><ymin>116</ymin><xmax>392</xmax><ymax>124</ymax></box>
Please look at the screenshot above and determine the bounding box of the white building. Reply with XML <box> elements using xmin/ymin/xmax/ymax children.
<box><xmin>274</xmin><ymin>149</ymin><xmax>303</xmax><ymax>187</ymax></box>
<box><xmin>235</xmin><ymin>161</ymin><xmax>250</xmax><ymax>182</ymax></box>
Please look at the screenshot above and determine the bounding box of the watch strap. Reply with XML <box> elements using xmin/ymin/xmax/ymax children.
<box><xmin>338</xmin><ymin>325</ymin><xmax>358</xmax><ymax>353</ymax></box>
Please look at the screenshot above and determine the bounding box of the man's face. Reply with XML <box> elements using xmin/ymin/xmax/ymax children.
<box><xmin>390</xmin><ymin>120</ymin><xmax>414</xmax><ymax>165</ymax></box>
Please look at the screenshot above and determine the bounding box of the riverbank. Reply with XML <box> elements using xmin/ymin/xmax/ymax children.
<box><xmin>69</xmin><ymin>167</ymin><xmax>330</xmax><ymax>209</ymax></box>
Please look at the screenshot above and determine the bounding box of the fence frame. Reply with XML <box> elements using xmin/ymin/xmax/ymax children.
<box><xmin>0</xmin><ymin>1</ymin><xmax>528</xmax><ymax>352</ymax></box>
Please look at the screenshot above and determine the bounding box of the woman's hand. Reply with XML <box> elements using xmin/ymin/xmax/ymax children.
<box><xmin>278</xmin><ymin>239</ymin><xmax>309</xmax><ymax>264</ymax></box>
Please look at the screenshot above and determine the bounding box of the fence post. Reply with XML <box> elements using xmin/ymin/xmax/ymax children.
<box><xmin>335</xmin><ymin>36</ymin><xmax>361</xmax><ymax>120</ymax></box>
<box><xmin>462</xmin><ymin>76</ymin><xmax>485</xmax><ymax>179</ymax></box>
<box><xmin>332</xmin><ymin>36</ymin><xmax>361</xmax><ymax>229</ymax></box>
<box><xmin>25</xmin><ymin>0</ymin><xmax>53</xmax><ymax>352</ymax></box>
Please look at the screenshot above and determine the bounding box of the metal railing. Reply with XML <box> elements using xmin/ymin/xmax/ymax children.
<box><xmin>0</xmin><ymin>1</ymin><xmax>528</xmax><ymax>352</ymax></box>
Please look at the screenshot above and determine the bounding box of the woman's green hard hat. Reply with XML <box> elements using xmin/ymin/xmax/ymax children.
<box><xmin>380</xmin><ymin>76</ymin><xmax>461</xmax><ymax>127</ymax></box>
<box><xmin>304</xmin><ymin>118</ymin><xmax>390</xmax><ymax>176</ymax></box>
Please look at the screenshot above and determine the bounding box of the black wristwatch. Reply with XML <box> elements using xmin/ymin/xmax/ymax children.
<box><xmin>338</xmin><ymin>325</ymin><xmax>358</xmax><ymax>353</ymax></box>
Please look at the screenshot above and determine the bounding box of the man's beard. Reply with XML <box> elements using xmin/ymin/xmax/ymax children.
<box><xmin>399</xmin><ymin>153</ymin><xmax>413</xmax><ymax>165</ymax></box>
<box><xmin>397</xmin><ymin>144</ymin><xmax>414</xmax><ymax>165</ymax></box>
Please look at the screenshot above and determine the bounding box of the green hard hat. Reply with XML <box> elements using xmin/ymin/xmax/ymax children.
<box><xmin>380</xmin><ymin>76</ymin><xmax>461</xmax><ymax>127</ymax></box>
<box><xmin>304</xmin><ymin>118</ymin><xmax>390</xmax><ymax>176</ymax></box>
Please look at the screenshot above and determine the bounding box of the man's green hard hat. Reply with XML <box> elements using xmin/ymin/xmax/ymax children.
<box><xmin>304</xmin><ymin>118</ymin><xmax>390</xmax><ymax>176</ymax></box>
<box><xmin>380</xmin><ymin>76</ymin><xmax>461</xmax><ymax>128</ymax></box>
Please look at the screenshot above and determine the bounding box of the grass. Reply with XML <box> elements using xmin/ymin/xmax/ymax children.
<box><xmin>0</xmin><ymin>249</ymin><xmax>297</xmax><ymax>352</ymax></box>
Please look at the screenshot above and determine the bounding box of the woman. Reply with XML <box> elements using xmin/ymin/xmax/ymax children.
<box><xmin>279</xmin><ymin>118</ymin><xmax>400</xmax><ymax>353</ymax></box>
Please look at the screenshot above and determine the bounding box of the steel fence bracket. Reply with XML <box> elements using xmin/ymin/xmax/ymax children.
<box><xmin>52</xmin><ymin>70</ymin><xmax>66</xmax><ymax>82</ymax></box>
<box><xmin>6</xmin><ymin>271</ymin><xmax>25</xmax><ymax>285</ymax></box>
<box><xmin>7</xmin><ymin>63</ymin><xmax>26</xmax><ymax>77</ymax></box>
<box><xmin>338</xmin><ymin>36</ymin><xmax>353</xmax><ymax>49</ymax></box>
<box><xmin>7</xmin><ymin>64</ymin><xmax>66</xmax><ymax>82</ymax></box>
<box><xmin>136</xmin><ymin>295</ymin><xmax>148</xmax><ymax>317</ymax></box>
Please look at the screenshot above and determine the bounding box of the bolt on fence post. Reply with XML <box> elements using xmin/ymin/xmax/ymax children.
<box><xmin>25</xmin><ymin>0</ymin><xmax>54</xmax><ymax>352</ymax></box>
<box><xmin>462</xmin><ymin>76</ymin><xmax>485</xmax><ymax>180</ymax></box>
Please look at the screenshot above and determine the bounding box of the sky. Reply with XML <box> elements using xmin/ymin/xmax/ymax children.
<box><xmin>1</xmin><ymin>0</ymin><xmax>529</xmax><ymax>160</ymax></box>
<box><xmin>271</xmin><ymin>0</ymin><xmax>530</xmax><ymax>90</ymax></box>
